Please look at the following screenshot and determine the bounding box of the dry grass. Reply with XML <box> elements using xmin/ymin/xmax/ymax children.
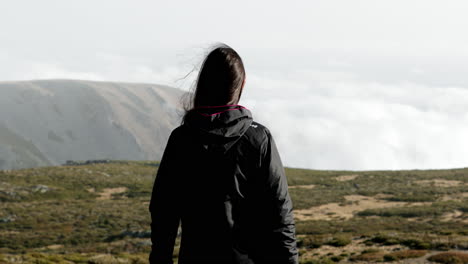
<box><xmin>386</xmin><ymin>249</ymin><xmax>427</xmax><ymax>259</ymax></box>
<box><xmin>349</xmin><ymin>250</ymin><xmax>386</xmax><ymax>262</ymax></box>
<box><xmin>427</xmin><ymin>251</ymin><xmax>468</xmax><ymax>264</ymax></box>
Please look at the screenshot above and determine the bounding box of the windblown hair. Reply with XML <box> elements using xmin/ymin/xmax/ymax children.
<box><xmin>182</xmin><ymin>43</ymin><xmax>246</xmax><ymax>123</ymax></box>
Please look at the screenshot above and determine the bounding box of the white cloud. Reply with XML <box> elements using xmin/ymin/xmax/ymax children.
<box><xmin>27</xmin><ymin>62</ymin><xmax>105</xmax><ymax>81</ymax></box>
<box><xmin>0</xmin><ymin>52</ymin><xmax>196</xmax><ymax>91</ymax></box>
<box><xmin>242</xmin><ymin>70</ymin><xmax>468</xmax><ymax>170</ymax></box>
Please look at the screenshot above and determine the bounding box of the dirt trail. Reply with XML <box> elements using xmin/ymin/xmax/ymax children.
<box><xmin>440</xmin><ymin>192</ymin><xmax>468</xmax><ymax>202</ymax></box>
<box><xmin>335</xmin><ymin>174</ymin><xmax>359</xmax><ymax>181</ymax></box>
<box><xmin>294</xmin><ymin>195</ymin><xmax>431</xmax><ymax>221</ymax></box>
<box><xmin>440</xmin><ymin>210</ymin><xmax>467</xmax><ymax>223</ymax></box>
<box><xmin>87</xmin><ymin>187</ymin><xmax>128</xmax><ymax>200</ymax></box>
<box><xmin>289</xmin><ymin>184</ymin><xmax>316</xmax><ymax>189</ymax></box>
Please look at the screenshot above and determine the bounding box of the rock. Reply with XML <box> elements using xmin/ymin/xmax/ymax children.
<box><xmin>137</xmin><ymin>240</ymin><xmax>152</xmax><ymax>246</ymax></box>
<box><xmin>31</xmin><ymin>184</ymin><xmax>50</xmax><ymax>193</ymax></box>
<box><xmin>121</xmin><ymin>230</ymin><xmax>152</xmax><ymax>238</ymax></box>
<box><xmin>0</xmin><ymin>214</ymin><xmax>16</xmax><ymax>223</ymax></box>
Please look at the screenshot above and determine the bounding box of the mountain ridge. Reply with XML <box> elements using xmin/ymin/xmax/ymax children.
<box><xmin>0</xmin><ymin>79</ymin><xmax>184</xmax><ymax>170</ymax></box>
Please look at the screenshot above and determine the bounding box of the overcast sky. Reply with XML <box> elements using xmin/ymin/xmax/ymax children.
<box><xmin>2</xmin><ymin>0</ymin><xmax>468</xmax><ymax>170</ymax></box>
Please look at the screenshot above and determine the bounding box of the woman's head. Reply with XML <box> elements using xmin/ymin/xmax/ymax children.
<box><xmin>193</xmin><ymin>43</ymin><xmax>245</xmax><ymax>107</ymax></box>
<box><xmin>183</xmin><ymin>43</ymin><xmax>246</xmax><ymax>116</ymax></box>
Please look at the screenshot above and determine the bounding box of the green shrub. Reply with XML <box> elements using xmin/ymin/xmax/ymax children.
<box><xmin>298</xmin><ymin>235</ymin><xmax>326</xmax><ymax>249</ymax></box>
<box><xmin>400</xmin><ymin>238</ymin><xmax>431</xmax><ymax>250</ymax></box>
<box><xmin>330</xmin><ymin>255</ymin><xmax>344</xmax><ymax>262</ymax></box>
<box><xmin>327</xmin><ymin>236</ymin><xmax>351</xmax><ymax>247</ymax></box>
<box><xmin>383</xmin><ymin>254</ymin><xmax>398</xmax><ymax>261</ymax></box>
<box><xmin>385</xmin><ymin>194</ymin><xmax>437</xmax><ymax>202</ymax></box>
<box><xmin>357</xmin><ymin>206</ymin><xmax>440</xmax><ymax>218</ymax></box>
<box><xmin>370</xmin><ymin>233</ymin><xmax>399</xmax><ymax>245</ymax></box>
<box><xmin>361</xmin><ymin>248</ymin><xmax>380</xmax><ymax>254</ymax></box>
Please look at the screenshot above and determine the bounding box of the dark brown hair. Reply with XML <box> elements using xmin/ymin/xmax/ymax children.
<box><xmin>182</xmin><ymin>43</ymin><xmax>246</xmax><ymax>122</ymax></box>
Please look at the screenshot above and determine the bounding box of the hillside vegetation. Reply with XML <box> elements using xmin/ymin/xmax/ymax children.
<box><xmin>0</xmin><ymin>161</ymin><xmax>467</xmax><ymax>263</ymax></box>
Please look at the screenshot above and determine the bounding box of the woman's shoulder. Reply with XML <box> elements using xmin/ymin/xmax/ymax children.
<box><xmin>242</xmin><ymin>121</ymin><xmax>274</xmax><ymax>149</ymax></box>
<box><xmin>163</xmin><ymin>125</ymin><xmax>188</xmax><ymax>145</ymax></box>
<box><xmin>170</xmin><ymin>124</ymin><xmax>185</xmax><ymax>135</ymax></box>
<box><xmin>246</xmin><ymin>121</ymin><xmax>270</xmax><ymax>136</ymax></box>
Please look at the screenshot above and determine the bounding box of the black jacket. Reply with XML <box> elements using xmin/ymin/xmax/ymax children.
<box><xmin>149</xmin><ymin>105</ymin><xmax>298</xmax><ymax>264</ymax></box>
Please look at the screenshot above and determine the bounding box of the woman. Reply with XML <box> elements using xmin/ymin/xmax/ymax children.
<box><xmin>149</xmin><ymin>43</ymin><xmax>298</xmax><ymax>264</ymax></box>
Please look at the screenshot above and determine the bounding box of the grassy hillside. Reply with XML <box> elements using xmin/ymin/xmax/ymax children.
<box><xmin>0</xmin><ymin>162</ymin><xmax>467</xmax><ymax>263</ymax></box>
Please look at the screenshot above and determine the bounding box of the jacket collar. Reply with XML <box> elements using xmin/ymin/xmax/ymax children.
<box><xmin>183</xmin><ymin>105</ymin><xmax>253</xmax><ymax>153</ymax></box>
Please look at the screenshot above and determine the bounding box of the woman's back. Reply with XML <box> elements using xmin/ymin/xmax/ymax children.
<box><xmin>149</xmin><ymin>44</ymin><xmax>298</xmax><ymax>264</ymax></box>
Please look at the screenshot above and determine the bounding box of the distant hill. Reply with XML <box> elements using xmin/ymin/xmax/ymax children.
<box><xmin>0</xmin><ymin>79</ymin><xmax>184</xmax><ymax>170</ymax></box>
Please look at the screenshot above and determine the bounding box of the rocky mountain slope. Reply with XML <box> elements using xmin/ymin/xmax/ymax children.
<box><xmin>0</xmin><ymin>79</ymin><xmax>184</xmax><ymax>170</ymax></box>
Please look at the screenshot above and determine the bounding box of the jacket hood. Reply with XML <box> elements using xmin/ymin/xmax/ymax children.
<box><xmin>183</xmin><ymin>105</ymin><xmax>253</xmax><ymax>154</ymax></box>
